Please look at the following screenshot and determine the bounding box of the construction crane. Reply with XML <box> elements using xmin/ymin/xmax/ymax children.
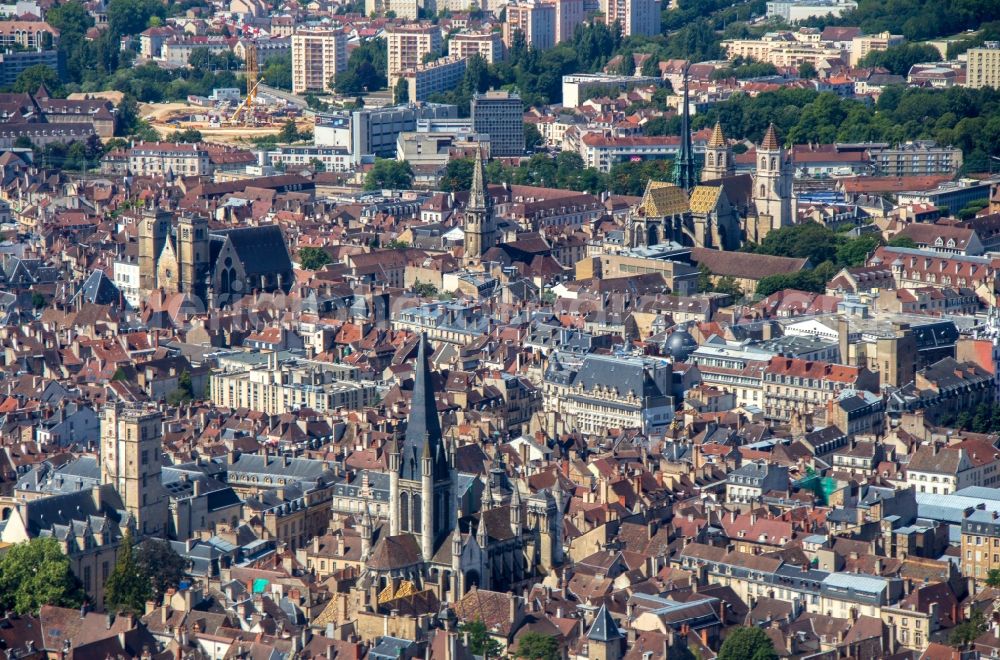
<box><xmin>230</xmin><ymin>43</ymin><xmax>261</xmax><ymax>125</ymax></box>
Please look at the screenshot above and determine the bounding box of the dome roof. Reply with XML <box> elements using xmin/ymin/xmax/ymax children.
<box><xmin>666</xmin><ymin>326</ymin><xmax>698</xmax><ymax>361</ymax></box>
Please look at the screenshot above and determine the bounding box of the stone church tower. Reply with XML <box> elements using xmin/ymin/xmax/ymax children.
<box><xmin>138</xmin><ymin>208</ymin><xmax>170</xmax><ymax>294</ymax></box>
<box><xmin>463</xmin><ymin>146</ymin><xmax>496</xmax><ymax>267</ymax></box>
<box><xmin>177</xmin><ymin>214</ymin><xmax>211</xmax><ymax>300</ymax></box>
<box><xmin>100</xmin><ymin>405</ymin><xmax>168</xmax><ymax>538</ymax></box>
<box><xmin>388</xmin><ymin>334</ymin><xmax>454</xmax><ymax>562</ymax></box>
<box><xmin>751</xmin><ymin>123</ymin><xmax>794</xmax><ymax>239</ymax></box>
<box><xmin>702</xmin><ymin>121</ymin><xmax>734</xmax><ymax>181</ymax></box>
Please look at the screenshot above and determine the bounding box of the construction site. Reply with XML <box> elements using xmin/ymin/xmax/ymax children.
<box><xmin>141</xmin><ymin>45</ymin><xmax>313</xmax><ymax>145</ymax></box>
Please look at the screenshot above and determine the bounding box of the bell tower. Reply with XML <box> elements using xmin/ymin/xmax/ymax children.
<box><xmin>177</xmin><ymin>214</ymin><xmax>210</xmax><ymax>300</ymax></box>
<box><xmin>673</xmin><ymin>65</ymin><xmax>696</xmax><ymax>192</ymax></box>
<box><xmin>138</xmin><ymin>208</ymin><xmax>171</xmax><ymax>295</ymax></box>
<box><xmin>702</xmin><ymin>121</ymin><xmax>733</xmax><ymax>181</ymax></box>
<box><xmin>463</xmin><ymin>146</ymin><xmax>495</xmax><ymax>267</ymax></box>
<box><xmin>753</xmin><ymin>123</ymin><xmax>794</xmax><ymax>236</ymax></box>
<box><xmin>100</xmin><ymin>404</ymin><xmax>168</xmax><ymax>538</ymax></box>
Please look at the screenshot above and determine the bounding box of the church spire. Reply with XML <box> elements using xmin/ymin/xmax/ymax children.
<box><xmin>674</xmin><ymin>64</ymin><xmax>696</xmax><ymax>192</ymax></box>
<box><xmin>761</xmin><ymin>123</ymin><xmax>780</xmax><ymax>151</ymax></box>
<box><xmin>469</xmin><ymin>144</ymin><xmax>489</xmax><ymax>211</ymax></box>
<box><xmin>464</xmin><ymin>144</ymin><xmax>496</xmax><ymax>265</ymax></box>
<box><xmin>708</xmin><ymin>121</ymin><xmax>726</xmax><ymax>148</ymax></box>
<box><xmin>400</xmin><ymin>333</ymin><xmax>448</xmax><ymax>481</ymax></box>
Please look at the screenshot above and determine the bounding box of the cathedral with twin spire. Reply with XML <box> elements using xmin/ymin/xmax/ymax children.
<box><xmin>355</xmin><ymin>334</ymin><xmax>564</xmax><ymax>606</ymax></box>
<box><xmin>625</xmin><ymin>68</ymin><xmax>795</xmax><ymax>251</ymax></box>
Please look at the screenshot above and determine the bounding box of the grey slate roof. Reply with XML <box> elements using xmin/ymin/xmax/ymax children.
<box><xmin>587</xmin><ymin>604</ymin><xmax>623</xmax><ymax>642</ymax></box>
<box><xmin>399</xmin><ymin>334</ymin><xmax>449</xmax><ymax>482</ymax></box>
<box><xmin>75</xmin><ymin>269</ymin><xmax>124</xmax><ymax>307</ymax></box>
<box><xmin>211</xmin><ymin>225</ymin><xmax>292</xmax><ymax>278</ymax></box>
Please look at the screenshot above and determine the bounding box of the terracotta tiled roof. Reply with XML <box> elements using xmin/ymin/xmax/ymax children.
<box><xmin>760</xmin><ymin>123</ymin><xmax>780</xmax><ymax>150</ymax></box>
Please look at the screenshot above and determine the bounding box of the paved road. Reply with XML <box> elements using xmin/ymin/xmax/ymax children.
<box><xmin>258</xmin><ymin>83</ymin><xmax>308</xmax><ymax>107</ymax></box>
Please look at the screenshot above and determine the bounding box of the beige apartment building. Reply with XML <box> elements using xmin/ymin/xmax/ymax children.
<box><xmin>386</xmin><ymin>24</ymin><xmax>442</xmax><ymax>80</ymax></box>
<box><xmin>723</xmin><ymin>33</ymin><xmax>844</xmax><ymax>68</ymax></box>
<box><xmin>402</xmin><ymin>56</ymin><xmax>467</xmax><ymax>102</ymax></box>
<box><xmin>291</xmin><ymin>28</ymin><xmax>348</xmax><ymax>94</ymax></box>
<box><xmin>210</xmin><ymin>353</ymin><xmax>376</xmax><ymax>415</ymax></box>
<box><xmin>605</xmin><ymin>0</ymin><xmax>661</xmax><ymax>38</ymax></box>
<box><xmin>365</xmin><ymin>0</ymin><xmax>418</xmax><ymax>19</ymax></box>
<box><xmin>850</xmin><ymin>31</ymin><xmax>905</xmax><ymax>66</ymax></box>
<box><xmin>762</xmin><ymin>356</ymin><xmax>880</xmax><ymax>423</ymax></box>
<box><xmin>962</xmin><ymin>508</ymin><xmax>1000</xmax><ymax>585</ymax></box>
<box><xmin>448</xmin><ymin>31</ymin><xmax>504</xmax><ymax>64</ymax></box>
<box><xmin>504</xmin><ymin>0</ymin><xmax>556</xmax><ymax>50</ymax></box>
<box><xmin>967</xmin><ymin>42</ymin><xmax>1000</xmax><ymax>89</ymax></box>
<box><xmin>123</xmin><ymin>141</ymin><xmax>211</xmax><ymax>177</ymax></box>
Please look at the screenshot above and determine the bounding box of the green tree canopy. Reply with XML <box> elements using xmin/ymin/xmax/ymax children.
<box><xmin>108</xmin><ymin>0</ymin><xmax>165</xmax><ymax>38</ymax></box>
<box><xmin>136</xmin><ymin>539</ymin><xmax>187</xmax><ymax>600</ymax></box>
<box><xmin>459</xmin><ymin>619</ymin><xmax>503</xmax><ymax>658</ymax></box>
<box><xmin>887</xmin><ymin>234</ymin><xmax>917</xmax><ymax>248</ymax></box>
<box><xmin>333</xmin><ymin>38</ymin><xmax>387</xmax><ymax>94</ymax></box>
<box><xmin>364</xmin><ymin>158</ymin><xmax>413</xmax><ymax>191</ymax></box>
<box><xmin>525</xmin><ymin>122</ymin><xmax>543</xmax><ymax>150</ymax></box>
<box><xmin>279</xmin><ymin>119</ymin><xmax>301</xmax><ymax>144</ymax></box>
<box><xmin>394</xmin><ymin>78</ymin><xmax>410</xmax><ymax>104</ymax></box>
<box><xmin>46</xmin><ymin>0</ymin><xmax>95</xmax><ymax>36</ymax></box>
<box><xmin>166</xmin><ymin>370</ymin><xmax>194</xmax><ymax>405</ymax></box>
<box><xmin>950</xmin><ymin>610</ymin><xmax>986</xmax><ymax>648</ymax></box>
<box><xmin>441</xmin><ymin>158</ymin><xmax>474</xmax><ymax>192</ymax></box>
<box><xmin>262</xmin><ymin>53</ymin><xmax>292</xmax><ymax>91</ymax></box>
<box><xmin>105</xmin><ymin>530</ymin><xmax>152</xmax><ymax>615</ymax></box>
<box><xmin>514</xmin><ymin>632</ymin><xmax>560</xmax><ymax>660</ymax></box>
<box><xmin>860</xmin><ymin>43</ymin><xmax>941</xmax><ymax>76</ymax></box>
<box><xmin>299</xmin><ymin>247</ymin><xmax>333</xmax><ymax>270</ymax></box>
<box><xmin>12</xmin><ymin>65</ymin><xmax>62</xmax><ymax>95</ymax></box>
<box><xmin>718</xmin><ymin>626</ymin><xmax>778</xmax><ymax>660</ymax></box>
<box><xmin>710</xmin><ymin>58</ymin><xmax>778</xmax><ymax>81</ymax></box>
<box><xmin>0</xmin><ymin>538</ymin><xmax>84</xmax><ymax>614</ymax></box>
<box><xmin>169</xmin><ymin>128</ymin><xmax>203</xmax><ymax>143</ymax></box>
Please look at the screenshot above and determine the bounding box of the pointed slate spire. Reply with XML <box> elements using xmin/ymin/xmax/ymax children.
<box><xmin>400</xmin><ymin>333</ymin><xmax>447</xmax><ymax>481</ymax></box>
<box><xmin>674</xmin><ymin>64</ymin><xmax>696</xmax><ymax>192</ymax></box>
<box><xmin>587</xmin><ymin>604</ymin><xmax>623</xmax><ymax>642</ymax></box>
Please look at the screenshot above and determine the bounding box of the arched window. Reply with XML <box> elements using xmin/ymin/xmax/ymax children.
<box><xmin>412</xmin><ymin>494</ymin><xmax>422</xmax><ymax>532</ymax></box>
<box><xmin>770</xmin><ymin>157</ymin><xmax>776</xmax><ymax>170</ymax></box>
<box><xmin>760</xmin><ymin>184</ymin><xmax>766</xmax><ymax>197</ymax></box>
<box><xmin>760</xmin><ymin>157</ymin><xmax>766</xmax><ymax>169</ymax></box>
<box><xmin>707</xmin><ymin>153</ymin><xmax>715</xmax><ymax>166</ymax></box>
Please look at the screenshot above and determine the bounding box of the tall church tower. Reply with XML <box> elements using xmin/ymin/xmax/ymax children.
<box><xmin>463</xmin><ymin>146</ymin><xmax>496</xmax><ymax>267</ymax></box>
<box><xmin>753</xmin><ymin>123</ymin><xmax>794</xmax><ymax>236</ymax></box>
<box><xmin>702</xmin><ymin>121</ymin><xmax>733</xmax><ymax>181</ymax></box>
<box><xmin>388</xmin><ymin>334</ymin><xmax>454</xmax><ymax>561</ymax></box>
<box><xmin>177</xmin><ymin>214</ymin><xmax>210</xmax><ymax>300</ymax></box>
<box><xmin>673</xmin><ymin>66</ymin><xmax>696</xmax><ymax>192</ymax></box>
<box><xmin>138</xmin><ymin>208</ymin><xmax>171</xmax><ymax>295</ymax></box>
<box><xmin>100</xmin><ymin>405</ymin><xmax>168</xmax><ymax>538</ymax></box>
